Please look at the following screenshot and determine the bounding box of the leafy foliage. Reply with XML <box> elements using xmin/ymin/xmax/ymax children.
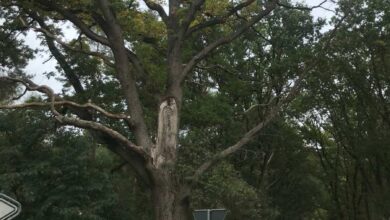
<box><xmin>0</xmin><ymin>0</ymin><xmax>389</xmax><ymax>219</ymax></box>
<box><xmin>0</xmin><ymin>110</ymin><xmax>131</xmax><ymax>220</ymax></box>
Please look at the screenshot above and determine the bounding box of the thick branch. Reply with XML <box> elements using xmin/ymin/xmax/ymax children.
<box><xmin>57</xmin><ymin>116</ymin><xmax>147</xmax><ymax>157</ymax></box>
<box><xmin>190</xmin><ymin>74</ymin><xmax>303</xmax><ymax>183</ymax></box>
<box><xmin>28</xmin><ymin>12</ymin><xmax>86</xmax><ymax>93</ymax></box>
<box><xmin>142</xmin><ymin>0</ymin><xmax>168</xmax><ymax>24</ymax></box>
<box><xmin>181</xmin><ymin>0</ymin><xmax>278</xmax><ymax>80</ymax></box>
<box><xmin>89</xmin><ymin>2</ymin><xmax>148</xmax><ymax>77</ymax></box>
<box><xmin>94</xmin><ymin>0</ymin><xmax>152</xmax><ymax>148</ymax></box>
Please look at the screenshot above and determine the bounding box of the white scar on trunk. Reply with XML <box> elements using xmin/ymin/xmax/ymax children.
<box><xmin>152</xmin><ymin>98</ymin><xmax>178</xmax><ymax>168</ymax></box>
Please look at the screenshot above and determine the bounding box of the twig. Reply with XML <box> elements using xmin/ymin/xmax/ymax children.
<box><xmin>11</xmin><ymin>88</ymin><xmax>28</xmax><ymax>101</ymax></box>
<box><xmin>277</xmin><ymin>0</ymin><xmax>328</xmax><ymax>11</ymax></box>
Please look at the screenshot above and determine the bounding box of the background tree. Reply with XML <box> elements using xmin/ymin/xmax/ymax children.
<box><xmin>299</xmin><ymin>0</ymin><xmax>390</xmax><ymax>219</ymax></box>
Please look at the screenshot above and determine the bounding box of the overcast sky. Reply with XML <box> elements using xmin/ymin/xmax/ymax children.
<box><xmin>21</xmin><ymin>0</ymin><xmax>336</xmax><ymax>94</ymax></box>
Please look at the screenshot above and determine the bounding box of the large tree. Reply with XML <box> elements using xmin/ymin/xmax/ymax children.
<box><xmin>0</xmin><ymin>0</ymin><xmax>333</xmax><ymax>219</ymax></box>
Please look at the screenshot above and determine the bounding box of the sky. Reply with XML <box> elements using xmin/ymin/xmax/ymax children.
<box><xmin>21</xmin><ymin>0</ymin><xmax>336</xmax><ymax>94</ymax></box>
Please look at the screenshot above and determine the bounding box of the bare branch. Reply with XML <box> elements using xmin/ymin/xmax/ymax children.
<box><xmin>2</xmin><ymin>69</ymin><xmax>153</xmax><ymax>183</ymax></box>
<box><xmin>1</xmin><ymin>77</ymin><xmax>60</xmax><ymax>115</ymax></box>
<box><xmin>143</xmin><ymin>0</ymin><xmax>169</xmax><ymax>24</ymax></box>
<box><xmin>181</xmin><ymin>0</ymin><xmax>278</xmax><ymax>81</ymax></box>
<box><xmin>11</xmin><ymin>87</ymin><xmax>27</xmax><ymax>101</ymax></box>
<box><xmin>0</xmin><ymin>76</ymin><xmax>147</xmax><ymax>158</ymax></box>
<box><xmin>0</xmin><ymin>101</ymin><xmax>131</xmax><ymax>122</ymax></box>
<box><xmin>57</xmin><ymin>115</ymin><xmax>147</xmax><ymax>157</ymax></box>
<box><xmin>243</xmin><ymin>103</ymin><xmax>271</xmax><ymax>114</ymax></box>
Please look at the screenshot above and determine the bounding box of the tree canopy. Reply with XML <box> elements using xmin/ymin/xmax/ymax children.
<box><xmin>0</xmin><ymin>0</ymin><xmax>389</xmax><ymax>219</ymax></box>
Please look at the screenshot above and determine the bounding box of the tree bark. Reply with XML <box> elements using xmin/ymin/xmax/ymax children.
<box><xmin>152</xmin><ymin>171</ymin><xmax>192</xmax><ymax>220</ymax></box>
<box><xmin>150</xmin><ymin>98</ymin><xmax>191</xmax><ymax>220</ymax></box>
<box><xmin>152</xmin><ymin>98</ymin><xmax>178</xmax><ymax>168</ymax></box>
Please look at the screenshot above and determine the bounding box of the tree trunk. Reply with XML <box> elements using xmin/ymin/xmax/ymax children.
<box><xmin>152</xmin><ymin>172</ymin><xmax>192</xmax><ymax>220</ymax></box>
<box><xmin>150</xmin><ymin>98</ymin><xmax>191</xmax><ymax>220</ymax></box>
